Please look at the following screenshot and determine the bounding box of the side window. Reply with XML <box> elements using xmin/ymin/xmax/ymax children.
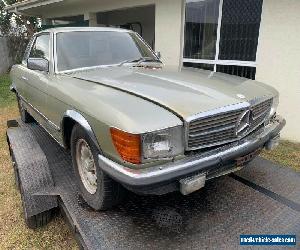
<box><xmin>22</xmin><ymin>37</ymin><xmax>35</xmax><ymax>65</ymax></box>
<box><xmin>29</xmin><ymin>34</ymin><xmax>50</xmax><ymax>60</ymax></box>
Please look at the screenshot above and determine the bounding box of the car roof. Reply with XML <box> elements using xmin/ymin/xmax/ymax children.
<box><xmin>37</xmin><ymin>26</ymin><xmax>132</xmax><ymax>34</ymax></box>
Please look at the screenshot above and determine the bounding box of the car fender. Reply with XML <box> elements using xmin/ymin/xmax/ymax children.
<box><xmin>10</xmin><ymin>82</ymin><xmax>17</xmax><ymax>93</ymax></box>
<box><xmin>62</xmin><ymin>110</ymin><xmax>101</xmax><ymax>151</ymax></box>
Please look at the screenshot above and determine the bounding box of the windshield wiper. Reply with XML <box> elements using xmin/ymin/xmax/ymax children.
<box><xmin>118</xmin><ymin>57</ymin><xmax>161</xmax><ymax>66</ymax></box>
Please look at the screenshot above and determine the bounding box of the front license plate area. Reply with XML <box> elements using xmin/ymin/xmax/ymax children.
<box><xmin>236</xmin><ymin>148</ymin><xmax>262</xmax><ymax>167</ymax></box>
<box><xmin>179</xmin><ymin>173</ymin><xmax>206</xmax><ymax>195</ymax></box>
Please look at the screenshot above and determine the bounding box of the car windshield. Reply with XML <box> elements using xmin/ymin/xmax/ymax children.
<box><xmin>56</xmin><ymin>31</ymin><xmax>158</xmax><ymax>72</ymax></box>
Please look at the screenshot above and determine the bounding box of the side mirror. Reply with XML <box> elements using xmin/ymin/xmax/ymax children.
<box><xmin>155</xmin><ymin>51</ymin><xmax>161</xmax><ymax>59</ymax></box>
<box><xmin>27</xmin><ymin>58</ymin><xmax>49</xmax><ymax>72</ymax></box>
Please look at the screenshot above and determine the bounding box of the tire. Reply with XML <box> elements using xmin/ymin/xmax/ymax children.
<box><xmin>16</xmin><ymin>94</ymin><xmax>33</xmax><ymax>123</ymax></box>
<box><xmin>71</xmin><ymin>124</ymin><xmax>125</xmax><ymax>211</ymax></box>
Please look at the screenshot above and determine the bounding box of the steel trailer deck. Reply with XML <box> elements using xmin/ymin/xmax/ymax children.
<box><xmin>6</xmin><ymin>120</ymin><xmax>300</xmax><ymax>249</ymax></box>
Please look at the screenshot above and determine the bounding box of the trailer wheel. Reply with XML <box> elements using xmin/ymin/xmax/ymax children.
<box><xmin>71</xmin><ymin>124</ymin><xmax>125</xmax><ymax>211</ymax></box>
<box><xmin>19</xmin><ymin>183</ymin><xmax>53</xmax><ymax>229</ymax></box>
<box><xmin>17</xmin><ymin>94</ymin><xmax>33</xmax><ymax>123</ymax></box>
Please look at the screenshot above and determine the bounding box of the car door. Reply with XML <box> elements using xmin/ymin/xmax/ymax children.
<box><xmin>21</xmin><ymin>33</ymin><xmax>51</xmax><ymax>128</ymax></box>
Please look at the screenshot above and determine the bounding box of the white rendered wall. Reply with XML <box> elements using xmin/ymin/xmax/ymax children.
<box><xmin>256</xmin><ymin>0</ymin><xmax>300</xmax><ymax>142</ymax></box>
<box><xmin>41</xmin><ymin>0</ymin><xmax>185</xmax><ymax>68</ymax></box>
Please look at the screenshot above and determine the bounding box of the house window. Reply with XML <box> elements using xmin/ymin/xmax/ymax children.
<box><xmin>183</xmin><ymin>0</ymin><xmax>263</xmax><ymax>80</ymax></box>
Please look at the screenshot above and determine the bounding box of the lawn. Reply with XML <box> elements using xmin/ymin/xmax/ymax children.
<box><xmin>261</xmin><ymin>140</ymin><xmax>300</xmax><ymax>172</ymax></box>
<box><xmin>0</xmin><ymin>74</ymin><xmax>78</xmax><ymax>249</ymax></box>
<box><xmin>0</xmin><ymin>73</ymin><xmax>299</xmax><ymax>249</ymax></box>
<box><xmin>0</xmin><ymin>74</ymin><xmax>16</xmax><ymax>107</ymax></box>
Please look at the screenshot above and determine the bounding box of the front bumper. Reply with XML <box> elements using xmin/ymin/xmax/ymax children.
<box><xmin>98</xmin><ymin>116</ymin><xmax>285</xmax><ymax>189</ymax></box>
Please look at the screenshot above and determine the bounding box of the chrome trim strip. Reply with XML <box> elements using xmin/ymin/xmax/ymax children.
<box><xmin>10</xmin><ymin>83</ymin><xmax>16</xmax><ymax>92</ymax></box>
<box><xmin>19</xmin><ymin>95</ymin><xmax>60</xmax><ymax>131</ymax></box>
<box><xmin>33</xmin><ymin>117</ymin><xmax>64</xmax><ymax>147</ymax></box>
<box><xmin>98</xmin><ymin>116</ymin><xmax>285</xmax><ymax>187</ymax></box>
<box><xmin>58</xmin><ymin>64</ymin><xmax>123</xmax><ymax>74</ymax></box>
<box><xmin>62</xmin><ymin>110</ymin><xmax>100</xmax><ymax>151</ymax></box>
<box><xmin>185</xmin><ymin>102</ymin><xmax>250</xmax><ymax>123</ymax></box>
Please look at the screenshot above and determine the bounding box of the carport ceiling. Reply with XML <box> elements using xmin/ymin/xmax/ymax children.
<box><xmin>5</xmin><ymin>0</ymin><xmax>155</xmax><ymax>18</ymax></box>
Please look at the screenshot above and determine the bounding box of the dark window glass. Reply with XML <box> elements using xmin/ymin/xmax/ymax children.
<box><xmin>29</xmin><ymin>34</ymin><xmax>50</xmax><ymax>60</ymax></box>
<box><xmin>184</xmin><ymin>62</ymin><xmax>214</xmax><ymax>71</ymax></box>
<box><xmin>216</xmin><ymin>65</ymin><xmax>256</xmax><ymax>80</ymax></box>
<box><xmin>183</xmin><ymin>0</ymin><xmax>262</xmax><ymax>79</ymax></box>
<box><xmin>219</xmin><ymin>0</ymin><xmax>263</xmax><ymax>61</ymax></box>
<box><xmin>184</xmin><ymin>0</ymin><xmax>220</xmax><ymax>60</ymax></box>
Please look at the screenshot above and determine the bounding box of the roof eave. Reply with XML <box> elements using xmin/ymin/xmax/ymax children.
<box><xmin>4</xmin><ymin>0</ymin><xmax>64</xmax><ymax>13</ymax></box>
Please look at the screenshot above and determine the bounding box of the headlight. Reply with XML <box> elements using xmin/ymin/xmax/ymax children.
<box><xmin>270</xmin><ymin>95</ymin><xmax>279</xmax><ymax>118</ymax></box>
<box><xmin>142</xmin><ymin>126</ymin><xmax>184</xmax><ymax>160</ymax></box>
<box><xmin>110</xmin><ymin>126</ymin><xmax>184</xmax><ymax>164</ymax></box>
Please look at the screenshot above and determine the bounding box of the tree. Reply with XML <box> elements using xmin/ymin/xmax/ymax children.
<box><xmin>0</xmin><ymin>0</ymin><xmax>40</xmax><ymax>63</ymax></box>
<box><xmin>0</xmin><ymin>0</ymin><xmax>39</xmax><ymax>36</ymax></box>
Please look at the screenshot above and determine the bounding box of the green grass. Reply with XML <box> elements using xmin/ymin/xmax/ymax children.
<box><xmin>0</xmin><ymin>74</ymin><xmax>16</xmax><ymax>107</ymax></box>
<box><xmin>261</xmin><ymin>140</ymin><xmax>300</xmax><ymax>172</ymax></box>
<box><xmin>0</xmin><ymin>74</ymin><xmax>78</xmax><ymax>249</ymax></box>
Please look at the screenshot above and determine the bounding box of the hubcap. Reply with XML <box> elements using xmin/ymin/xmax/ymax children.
<box><xmin>76</xmin><ymin>139</ymin><xmax>97</xmax><ymax>194</ymax></box>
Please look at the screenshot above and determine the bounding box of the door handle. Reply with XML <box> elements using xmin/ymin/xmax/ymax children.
<box><xmin>21</xmin><ymin>76</ymin><xmax>28</xmax><ymax>81</ymax></box>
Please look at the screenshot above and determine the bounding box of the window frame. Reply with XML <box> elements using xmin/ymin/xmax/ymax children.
<box><xmin>28</xmin><ymin>32</ymin><xmax>51</xmax><ymax>61</ymax></box>
<box><xmin>22</xmin><ymin>36</ymin><xmax>35</xmax><ymax>65</ymax></box>
<box><xmin>53</xmin><ymin>30</ymin><xmax>158</xmax><ymax>74</ymax></box>
<box><xmin>182</xmin><ymin>0</ymin><xmax>259</xmax><ymax>71</ymax></box>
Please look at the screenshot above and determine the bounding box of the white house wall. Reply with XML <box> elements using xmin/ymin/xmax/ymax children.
<box><xmin>41</xmin><ymin>0</ymin><xmax>185</xmax><ymax>68</ymax></box>
<box><xmin>97</xmin><ymin>6</ymin><xmax>155</xmax><ymax>48</ymax></box>
<box><xmin>256</xmin><ymin>0</ymin><xmax>300</xmax><ymax>142</ymax></box>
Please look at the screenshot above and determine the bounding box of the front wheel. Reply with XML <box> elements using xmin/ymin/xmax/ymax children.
<box><xmin>70</xmin><ymin>124</ymin><xmax>125</xmax><ymax>210</ymax></box>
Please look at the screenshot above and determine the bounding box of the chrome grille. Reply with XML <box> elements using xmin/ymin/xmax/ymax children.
<box><xmin>186</xmin><ymin>98</ymin><xmax>273</xmax><ymax>150</ymax></box>
<box><xmin>187</xmin><ymin>106</ymin><xmax>245</xmax><ymax>150</ymax></box>
<box><xmin>250</xmin><ymin>98</ymin><xmax>273</xmax><ymax>131</ymax></box>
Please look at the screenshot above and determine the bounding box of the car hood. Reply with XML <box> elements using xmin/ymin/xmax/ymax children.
<box><xmin>68</xmin><ymin>66</ymin><xmax>277</xmax><ymax>120</ymax></box>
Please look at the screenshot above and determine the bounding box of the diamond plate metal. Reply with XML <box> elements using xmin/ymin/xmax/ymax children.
<box><xmin>7</xmin><ymin>126</ymin><xmax>57</xmax><ymax>217</ymax></box>
<box><xmin>7</xmin><ymin>121</ymin><xmax>300</xmax><ymax>250</ymax></box>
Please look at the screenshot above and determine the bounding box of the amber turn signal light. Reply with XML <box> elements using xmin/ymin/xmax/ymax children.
<box><xmin>110</xmin><ymin>128</ymin><xmax>141</xmax><ymax>164</ymax></box>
